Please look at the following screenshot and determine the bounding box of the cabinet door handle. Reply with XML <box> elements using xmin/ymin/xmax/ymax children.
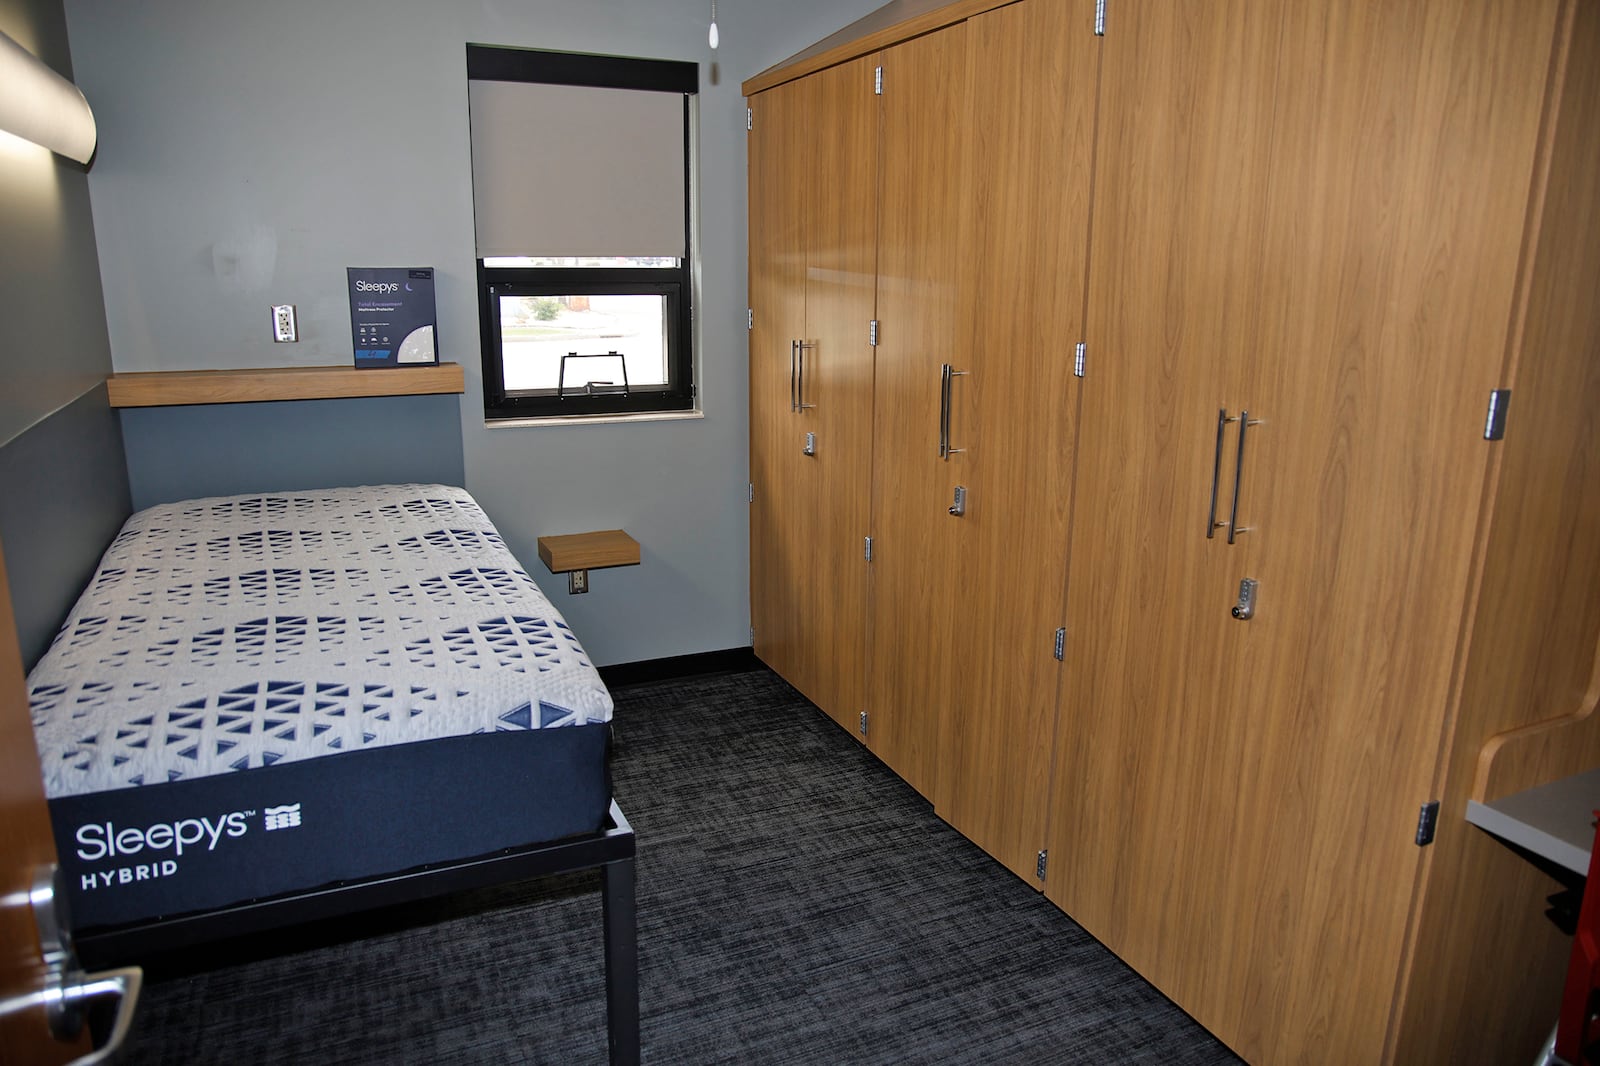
<box><xmin>1207</xmin><ymin>408</ymin><xmax>1230</xmax><ymax>539</ymax></box>
<box><xmin>939</xmin><ymin>364</ymin><xmax>968</xmax><ymax>460</ymax></box>
<box><xmin>798</xmin><ymin>341</ymin><xmax>816</xmax><ymax>410</ymax></box>
<box><xmin>1226</xmin><ymin>411</ymin><xmax>1259</xmax><ymax>544</ymax></box>
<box><xmin>939</xmin><ymin>364</ymin><xmax>952</xmax><ymax>457</ymax></box>
<box><xmin>789</xmin><ymin>340</ymin><xmax>798</xmax><ymax>413</ymax></box>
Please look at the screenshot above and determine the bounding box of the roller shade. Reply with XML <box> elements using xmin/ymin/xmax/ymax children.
<box><xmin>470</xmin><ymin>80</ymin><xmax>686</xmax><ymax>259</ymax></box>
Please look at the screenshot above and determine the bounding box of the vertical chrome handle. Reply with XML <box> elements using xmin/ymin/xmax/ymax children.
<box><xmin>939</xmin><ymin>364</ymin><xmax>968</xmax><ymax>460</ymax></box>
<box><xmin>1207</xmin><ymin>408</ymin><xmax>1229</xmax><ymax>539</ymax></box>
<box><xmin>789</xmin><ymin>340</ymin><xmax>798</xmax><ymax>413</ymax></box>
<box><xmin>1226</xmin><ymin>411</ymin><xmax>1259</xmax><ymax>544</ymax></box>
<box><xmin>797</xmin><ymin>341</ymin><xmax>816</xmax><ymax>410</ymax></box>
<box><xmin>939</xmin><ymin>363</ymin><xmax>953</xmax><ymax>458</ymax></box>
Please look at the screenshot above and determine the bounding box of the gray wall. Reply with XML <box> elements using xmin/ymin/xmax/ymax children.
<box><xmin>64</xmin><ymin>0</ymin><xmax>884</xmax><ymax>667</ymax></box>
<box><xmin>121</xmin><ymin>395</ymin><xmax>465</xmax><ymax>510</ymax></box>
<box><xmin>0</xmin><ymin>0</ymin><xmax>114</xmax><ymax>446</ymax></box>
<box><xmin>0</xmin><ymin>0</ymin><xmax>131</xmax><ymax>667</ymax></box>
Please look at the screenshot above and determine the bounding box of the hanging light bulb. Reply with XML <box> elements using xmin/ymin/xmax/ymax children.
<box><xmin>709</xmin><ymin>0</ymin><xmax>719</xmax><ymax>49</ymax></box>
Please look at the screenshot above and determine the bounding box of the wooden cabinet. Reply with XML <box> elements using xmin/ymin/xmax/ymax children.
<box><xmin>1047</xmin><ymin>2</ymin><xmax>1588</xmax><ymax>1060</ymax></box>
<box><xmin>931</xmin><ymin>0</ymin><xmax>1100</xmax><ymax>882</ymax></box>
<box><xmin>862</xmin><ymin>23</ymin><xmax>974</xmax><ymax>799</ymax></box>
<box><xmin>747</xmin><ymin>0</ymin><xmax>1600</xmax><ymax>1061</ymax></box>
<box><xmin>748</xmin><ymin>57</ymin><xmax>877</xmax><ymax>733</ymax></box>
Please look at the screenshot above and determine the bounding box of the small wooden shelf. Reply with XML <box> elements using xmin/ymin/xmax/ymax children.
<box><xmin>106</xmin><ymin>363</ymin><xmax>465</xmax><ymax>408</ymax></box>
<box><xmin>537</xmin><ymin>530</ymin><xmax>641</xmax><ymax>574</ymax></box>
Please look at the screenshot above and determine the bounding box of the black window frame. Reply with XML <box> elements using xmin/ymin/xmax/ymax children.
<box><xmin>467</xmin><ymin>45</ymin><xmax>698</xmax><ymax>421</ymax></box>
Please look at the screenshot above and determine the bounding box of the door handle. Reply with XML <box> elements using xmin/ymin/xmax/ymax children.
<box><xmin>1207</xmin><ymin>408</ymin><xmax>1230</xmax><ymax>539</ymax></box>
<box><xmin>52</xmin><ymin>967</ymin><xmax>143</xmax><ymax>1065</ymax></box>
<box><xmin>797</xmin><ymin>341</ymin><xmax>816</xmax><ymax>411</ymax></box>
<box><xmin>789</xmin><ymin>340</ymin><xmax>798</xmax><ymax>413</ymax></box>
<box><xmin>19</xmin><ymin>865</ymin><xmax>143</xmax><ymax>1064</ymax></box>
<box><xmin>1227</xmin><ymin>411</ymin><xmax>1261</xmax><ymax>544</ymax></box>
<box><xmin>939</xmin><ymin>364</ymin><xmax>968</xmax><ymax>459</ymax></box>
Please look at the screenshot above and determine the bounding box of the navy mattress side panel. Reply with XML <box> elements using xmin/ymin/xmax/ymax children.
<box><xmin>50</xmin><ymin>723</ymin><xmax>610</xmax><ymax>931</ymax></box>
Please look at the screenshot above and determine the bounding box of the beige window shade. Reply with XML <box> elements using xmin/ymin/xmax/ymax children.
<box><xmin>469</xmin><ymin>80</ymin><xmax>686</xmax><ymax>259</ymax></box>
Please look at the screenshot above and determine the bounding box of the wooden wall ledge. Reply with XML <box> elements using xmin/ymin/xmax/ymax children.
<box><xmin>537</xmin><ymin>530</ymin><xmax>641</xmax><ymax>574</ymax></box>
<box><xmin>106</xmin><ymin>363</ymin><xmax>465</xmax><ymax>408</ymax></box>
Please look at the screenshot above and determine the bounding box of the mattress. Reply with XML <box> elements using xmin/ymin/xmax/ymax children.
<box><xmin>27</xmin><ymin>484</ymin><xmax>614</xmax><ymax>930</ymax></box>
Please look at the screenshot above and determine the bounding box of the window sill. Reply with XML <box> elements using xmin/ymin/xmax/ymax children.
<box><xmin>484</xmin><ymin>408</ymin><xmax>704</xmax><ymax>429</ymax></box>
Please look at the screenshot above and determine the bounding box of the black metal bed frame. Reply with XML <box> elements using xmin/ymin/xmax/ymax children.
<box><xmin>74</xmin><ymin>801</ymin><xmax>640</xmax><ymax>1065</ymax></box>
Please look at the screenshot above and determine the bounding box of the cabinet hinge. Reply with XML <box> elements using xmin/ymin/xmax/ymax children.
<box><xmin>869</xmin><ymin>319</ymin><xmax>879</xmax><ymax>347</ymax></box>
<box><xmin>1054</xmin><ymin>627</ymin><xmax>1066</xmax><ymax>661</ymax></box>
<box><xmin>1074</xmin><ymin>342</ymin><xmax>1087</xmax><ymax>378</ymax></box>
<box><xmin>864</xmin><ymin>536</ymin><xmax>874</xmax><ymax>561</ymax></box>
<box><xmin>747</xmin><ymin>308</ymin><xmax>753</xmax><ymax>331</ymax></box>
<box><xmin>1415</xmin><ymin>801</ymin><xmax>1440</xmax><ymax>846</ymax></box>
<box><xmin>859</xmin><ymin>710</ymin><xmax>869</xmax><ymax>737</ymax></box>
<box><xmin>749</xmin><ymin>625</ymin><xmax>755</xmax><ymax>645</ymax></box>
<box><xmin>1035</xmin><ymin>849</ymin><xmax>1049</xmax><ymax>881</ymax></box>
<box><xmin>1094</xmin><ymin>0</ymin><xmax>1107</xmax><ymax>36</ymax></box>
<box><xmin>747</xmin><ymin>482</ymin><xmax>754</xmax><ymax>503</ymax></box>
<box><xmin>1483</xmin><ymin>389</ymin><xmax>1511</xmax><ymax>441</ymax></box>
<box><xmin>746</xmin><ymin>106</ymin><xmax>753</xmax><ymax>131</ymax></box>
<box><xmin>874</xmin><ymin>66</ymin><xmax>883</xmax><ymax>95</ymax></box>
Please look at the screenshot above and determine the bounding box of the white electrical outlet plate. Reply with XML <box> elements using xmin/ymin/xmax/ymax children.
<box><xmin>272</xmin><ymin>304</ymin><xmax>298</xmax><ymax>343</ymax></box>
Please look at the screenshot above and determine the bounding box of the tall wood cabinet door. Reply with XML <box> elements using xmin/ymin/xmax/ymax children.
<box><xmin>1209</xmin><ymin>5</ymin><xmax>1561</xmax><ymax>1061</ymax></box>
<box><xmin>1043</xmin><ymin>0</ymin><xmax>1287</xmax><ymax>1043</ymax></box>
<box><xmin>791</xmin><ymin>57</ymin><xmax>880</xmax><ymax>731</ymax></box>
<box><xmin>932</xmin><ymin>0</ymin><xmax>1100</xmax><ymax>882</ymax></box>
<box><xmin>864</xmin><ymin>24</ymin><xmax>972</xmax><ymax>799</ymax></box>
<box><xmin>748</xmin><ymin>80</ymin><xmax>810</xmax><ymax>692</ymax></box>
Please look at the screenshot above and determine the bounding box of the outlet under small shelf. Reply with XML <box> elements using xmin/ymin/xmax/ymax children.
<box><xmin>537</xmin><ymin>530</ymin><xmax>640</xmax><ymax>595</ymax></box>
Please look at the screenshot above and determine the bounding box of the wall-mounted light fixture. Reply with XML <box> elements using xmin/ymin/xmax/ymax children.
<box><xmin>0</xmin><ymin>29</ymin><xmax>96</xmax><ymax>164</ymax></box>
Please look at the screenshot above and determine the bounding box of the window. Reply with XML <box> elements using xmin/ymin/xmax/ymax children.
<box><xmin>467</xmin><ymin>46</ymin><xmax>698</xmax><ymax>420</ymax></box>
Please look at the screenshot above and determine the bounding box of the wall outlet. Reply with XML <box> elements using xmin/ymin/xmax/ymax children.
<box><xmin>272</xmin><ymin>304</ymin><xmax>297</xmax><ymax>343</ymax></box>
<box><xmin>568</xmin><ymin>569</ymin><xmax>589</xmax><ymax>595</ymax></box>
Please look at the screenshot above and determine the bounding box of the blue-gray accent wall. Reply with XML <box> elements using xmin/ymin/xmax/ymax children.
<box><xmin>119</xmin><ymin>394</ymin><xmax>466</xmax><ymax>510</ymax></box>
<box><xmin>0</xmin><ymin>386</ymin><xmax>132</xmax><ymax>668</ymax></box>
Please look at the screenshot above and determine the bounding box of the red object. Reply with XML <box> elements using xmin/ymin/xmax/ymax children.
<box><xmin>1557</xmin><ymin>810</ymin><xmax>1600</xmax><ymax>1064</ymax></box>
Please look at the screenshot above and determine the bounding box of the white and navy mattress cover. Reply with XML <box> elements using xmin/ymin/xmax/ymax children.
<box><xmin>28</xmin><ymin>484</ymin><xmax>614</xmax><ymax>930</ymax></box>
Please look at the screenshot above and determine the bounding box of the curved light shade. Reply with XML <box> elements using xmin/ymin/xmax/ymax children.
<box><xmin>0</xmin><ymin>29</ymin><xmax>96</xmax><ymax>164</ymax></box>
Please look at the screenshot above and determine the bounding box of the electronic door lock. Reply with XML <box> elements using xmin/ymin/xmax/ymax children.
<box><xmin>1231</xmin><ymin>578</ymin><xmax>1258</xmax><ymax>621</ymax></box>
<box><xmin>948</xmin><ymin>485</ymin><xmax>967</xmax><ymax>517</ymax></box>
<box><xmin>803</xmin><ymin>432</ymin><xmax>816</xmax><ymax>456</ymax></box>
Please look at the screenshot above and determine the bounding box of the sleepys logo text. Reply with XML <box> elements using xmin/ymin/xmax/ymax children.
<box><xmin>73</xmin><ymin>804</ymin><xmax>302</xmax><ymax>892</ymax></box>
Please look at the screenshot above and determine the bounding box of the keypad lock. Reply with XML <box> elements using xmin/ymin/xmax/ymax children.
<box><xmin>1232</xmin><ymin>578</ymin><xmax>1258</xmax><ymax>621</ymax></box>
<box><xmin>949</xmin><ymin>485</ymin><xmax>967</xmax><ymax>517</ymax></box>
<box><xmin>803</xmin><ymin>432</ymin><xmax>816</xmax><ymax>456</ymax></box>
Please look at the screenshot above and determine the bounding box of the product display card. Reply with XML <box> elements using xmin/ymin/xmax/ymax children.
<box><xmin>347</xmin><ymin>267</ymin><xmax>438</xmax><ymax>368</ymax></box>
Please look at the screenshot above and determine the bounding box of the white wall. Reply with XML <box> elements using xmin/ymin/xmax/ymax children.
<box><xmin>64</xmin><ymin>0</ymin><xmax>883</xmax><ymax>666</ymax></box>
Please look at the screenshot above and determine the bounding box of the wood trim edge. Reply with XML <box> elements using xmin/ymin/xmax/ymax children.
<box><xmin>105</xmin><ymin>364</ymin><xmax>466</xmax><ymax>408</ymax></box>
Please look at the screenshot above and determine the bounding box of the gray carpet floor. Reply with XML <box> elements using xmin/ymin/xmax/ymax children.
<box><xmin>123</xmin><ymin>666</ymin><xmax>1243</xmax><ymax>1064</ymax></box>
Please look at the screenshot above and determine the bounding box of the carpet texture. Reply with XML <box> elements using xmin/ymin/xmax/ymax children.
<box><xmin>122</xmin><ymin>667</ymin><xmax>1242</xmax><ymax>1064</ymax></box>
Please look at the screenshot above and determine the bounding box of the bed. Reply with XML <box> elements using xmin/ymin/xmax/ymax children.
<box><xmin>25</xmin><ymin>483</ymin><xmax>638</xmax><ymax>1062</ymax></box>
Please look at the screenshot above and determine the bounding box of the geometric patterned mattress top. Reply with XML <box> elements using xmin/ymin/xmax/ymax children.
<box><xmin>28</xmin><ymin>484</ymin><xmax>613</xmax><ymax>800</ymax></box>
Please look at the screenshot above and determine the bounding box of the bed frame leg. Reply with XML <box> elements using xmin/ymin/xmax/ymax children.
<box><xmin>602</xmin><ymin>854</ymin><xmax>640</xmax><ymax>1066</ymax></box>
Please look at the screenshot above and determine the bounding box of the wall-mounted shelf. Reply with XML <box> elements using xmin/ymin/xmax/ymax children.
<box><xmin>105</xmin><ymin>363</ymin><xmax>465</xmax><ymax>408</ymax></box>
<box><xmin>537</xmin><ymin>530</ymin><xmax>640</xmax><ymax>595</ymax></box>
